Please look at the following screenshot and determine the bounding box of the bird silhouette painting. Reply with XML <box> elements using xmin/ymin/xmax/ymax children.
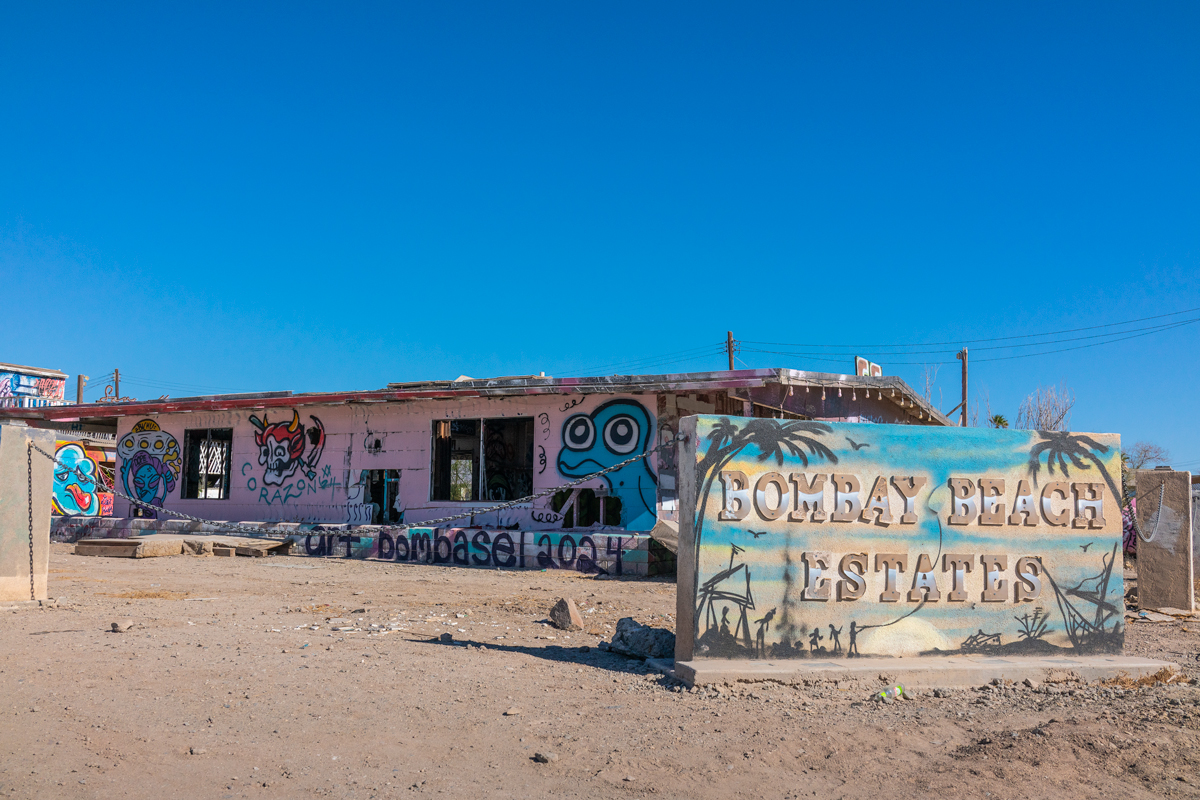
<box><xmin>1080</xmin><ymin>542</ymin><xmax>1093</xmax><ymax>552</ymax></box>
<box><xmin>748</xmin><ymin>529</ymin><xmax>769</xmax><ymax>539</ymax></box>
<box><xmin>845</xmin><ymin>437</ymin><xmax>870</xmax><ymax>451</ymax></box>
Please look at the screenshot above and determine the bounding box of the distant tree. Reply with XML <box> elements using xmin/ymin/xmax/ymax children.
<box><xmin>1016</xmin><ymin>383</ymin><xmax>1075</xmax><ymax>431</ymax></box>
<box><xmin>920</xmin><ymin>364</ymin><xmax>941</xmax><ymax>406</ymax></box>
<box><xmin>989</xmin><ymin>414</ymin><xmax>1009</xmax><ymax>429</ymax></box>
<box><xmin>1124</xmin><ymin>441</ymin><xmax>1170</xmax><ymax>470</ymax></box>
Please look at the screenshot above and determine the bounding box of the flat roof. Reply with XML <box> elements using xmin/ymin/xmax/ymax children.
<box><xmin>0</xmin><ymin>368</ymin><xmax>951</xmax><ymax>426</ymax></box>
<box><xmin>0</xmin><ymin>362</ymin><xmax>67</xmax><ymax>379</ymax></box>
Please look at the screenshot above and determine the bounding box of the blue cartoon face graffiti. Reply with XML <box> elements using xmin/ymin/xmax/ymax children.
<box><xmin>557</xmin><ymin>399</ymin><xmax>658</xmax><ymax>530</ymax></box>
<box><xmin>51</xmin><ymin>442</ymin><xmax>99</xmax><ymax>516</ymax></box>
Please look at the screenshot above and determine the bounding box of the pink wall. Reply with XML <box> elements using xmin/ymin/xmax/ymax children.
<box><xmin>112</xmin><ymin>393</ymin><xmax>664</xmax><ymax>530</ymax></box>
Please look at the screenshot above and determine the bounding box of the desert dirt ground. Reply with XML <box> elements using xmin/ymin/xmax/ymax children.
<box><xmin>1</xmin><ymin>543</ymin><xmax>1198</xmax><ymax>800</ymax></box>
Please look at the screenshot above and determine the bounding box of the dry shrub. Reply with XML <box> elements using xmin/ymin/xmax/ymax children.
<box><xmin>1101</xmin><ymin>666</ymin><xmax>1185</xmax><ymax>689</ymax></box>
<box><xmin>101</xmin><ymin>589</ymin><xmax>190</xmax><ymax>600</ymax></box>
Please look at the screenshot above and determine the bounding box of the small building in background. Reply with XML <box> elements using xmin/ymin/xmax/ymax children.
<box><xmin>0</xmin><ymin>362</ymin><xmax>68</xmax><ymax>409</ymax></box>
<box><xmin>0</xmin><ymin>362</ymin><xmax>115</xmax><ymax>517</ymax></box>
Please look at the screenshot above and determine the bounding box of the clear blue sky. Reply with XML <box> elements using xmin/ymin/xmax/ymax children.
<box><xmin>2</xmin><ymin>3</ymin><xmax>1197</xmax><ymax>465</ymax></box>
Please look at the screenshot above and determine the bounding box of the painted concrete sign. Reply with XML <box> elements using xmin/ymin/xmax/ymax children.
<box><xmin>676</xmin><ymin>417</ymin><xmax>1125</xmax><ymax>661</ymax></box>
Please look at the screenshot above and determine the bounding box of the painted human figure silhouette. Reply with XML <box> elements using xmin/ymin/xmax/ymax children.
<box><xmin>828</xmin><ymin>624</ymin><xmax>843</xmax><ymax>654</ymax></box>
<box><xmin>809</xmin><ymin>627</ymin><xmax>823</xmax><ymax>654</ymax></box>
<box><xmin>719</xmin><ymin>607</ymin><xmax>731</xmax><ymax>638</ymax></box>
<box><xmin>848</xmin><ymin>621</ymin><xmax>859</xmax><ymax>656</ymax></box>
<box><xmin>754</xmin><ymin>608</ymin><xmax>776</xmax><ymax>658</ymax></box>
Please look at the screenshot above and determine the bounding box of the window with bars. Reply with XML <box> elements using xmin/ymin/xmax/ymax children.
<box><xmin>182</xmin><ymin>428</ymin><xmax>233</xmax><ymax>499</ymax></box>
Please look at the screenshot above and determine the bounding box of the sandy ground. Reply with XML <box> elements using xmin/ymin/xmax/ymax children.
<box><xmin>1</xmin><ymin>543</ymin><xmax>1198</xmax><ymax>800</ymax></box>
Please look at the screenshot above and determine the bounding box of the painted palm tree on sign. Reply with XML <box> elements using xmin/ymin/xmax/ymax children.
<box><xmin>692</xmin><ymin>417</ymin><xmax>839</xmax><ymax>567</ymax></box>
<box><xmin>1026</xmin><ymin>431</ymin><xmax>1120</xmax><ymax>500</ymax></box>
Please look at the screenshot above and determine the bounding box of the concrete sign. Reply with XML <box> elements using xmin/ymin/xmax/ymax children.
<box><xmin>676</xmin><ymin>417</ymin><xmax>1125</xmax><ymax>661</ymax></box>
<box><xmin>1134</xmin><ymin>469</ymin><xmax>1195</xmax><ymax>613</ymax></box>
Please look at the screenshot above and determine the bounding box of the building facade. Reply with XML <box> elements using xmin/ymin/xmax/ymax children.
<box><xmin>7</xmin><ymin>368</ymin><xmax>949</xmax><ymax>536</ymax></box>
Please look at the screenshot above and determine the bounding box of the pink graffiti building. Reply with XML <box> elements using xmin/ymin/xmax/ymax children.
<box><xmin>8</xmin><ymin>368</ymin><xmax>949</xmax><ymax>573</ymax></box>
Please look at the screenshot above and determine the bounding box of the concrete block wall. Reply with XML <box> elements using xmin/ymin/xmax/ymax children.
<box><xmin>0</xmin><ymin>424</ymin><xmax>56</xmax><ymax>601</ymax></box>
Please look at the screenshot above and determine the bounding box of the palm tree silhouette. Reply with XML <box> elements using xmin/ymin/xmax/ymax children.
<box><xmin>690</xmin><ymin>417</ymin><xmax>839</xmax><ymax>599</ymax></box>
<box><xmin>1027</xmin><ymin>431</ymin><xmax>1119</xmax><ymax>500</ymax></box>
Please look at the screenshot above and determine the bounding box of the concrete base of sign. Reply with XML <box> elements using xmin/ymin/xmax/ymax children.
<box><xmin>673</xmin><ymin>655</ymin><xmax>1179</xmax><ymax>690</ymax></box>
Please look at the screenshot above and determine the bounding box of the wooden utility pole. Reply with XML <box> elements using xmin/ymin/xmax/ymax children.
<box><xmin>956</xmin><ymin>348</ymin><xmax>968</xmax><ymax>426</ymax></box>
<box><xmin>76</xmin><ymin>374</ymin><xmax>87</xmax><ymax>405</ymax></box>
<box><xmin>726</xmin><ymin>331</ymin><xmax>735</xmax><ymax>371</ymax></box>
<box><xmin>114</xmin><ymin>368</ymin><xmax>120</xmax><ymax>401</ymax></box>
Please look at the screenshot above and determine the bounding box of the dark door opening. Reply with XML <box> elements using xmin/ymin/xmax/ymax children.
<box><xmin>365</xmin><ymin>469</ymin><xmax>402</xmax><ymax>523</ymax></box>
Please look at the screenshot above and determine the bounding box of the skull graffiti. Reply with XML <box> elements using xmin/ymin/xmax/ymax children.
<box><xmin>249</xmin><ymin>410</ymin><xmax>326</xmax><ymax>486</ymax></box>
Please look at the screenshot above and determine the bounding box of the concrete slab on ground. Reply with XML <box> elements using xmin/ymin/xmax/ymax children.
<box><xmin>72</xmin><ymin>534</ymin><xmax>290</xmax><ymax>559</ymax></box>
<box><xmin>674</xmin><ymin>655</ymin><xmax>1179</xmax><ymax>690</ymax></box>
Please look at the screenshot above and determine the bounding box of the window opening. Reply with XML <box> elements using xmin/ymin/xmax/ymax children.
<box><xmin>182</xmin><ymin>428</ymin><xmax>233</xmax><ymax>499</ymax></box>
<box><xmin>431</xmin><ymin>420</ymin><xmax>480</xmax><ymax>501</ymax></box>
<box><xmin>481</xmin><ymin>418</ymin><xmax>534</xmax><ymax>501</ymax></box>
<box><xmin>431</xmin><ymin>418</ymin><xmax>533</xmax><ymax>502</ymax></box>
<box><xmin>551</xmin><ymin>487</ymin><xmax>621</xmax><ymax>528</ymax></box>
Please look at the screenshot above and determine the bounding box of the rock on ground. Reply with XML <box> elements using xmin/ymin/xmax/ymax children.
<box><xmin>606</xmin><ymin>616</ymin><xmax>675</xmax><ymax>658</ymax></box>
<box><xmin>549</xmin><ymin>597</ymin><xmax>584</xmax><ymax>631</ymax></box>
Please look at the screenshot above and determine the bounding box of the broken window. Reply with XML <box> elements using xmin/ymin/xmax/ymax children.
<box><xmin>482</xmin><ymin>418</ymin><xmax>534</xmax><ymax>501</ymax></box>
<box><xmin>432</xmin><ymin>420</ymin><xmax>480</xmax><ymax>501</ymax></box>
<box><xmin>431</xmin><ymin>418</ymin><xmax>534</xmax><ymax>502</ymax></box>
<box><xmin>182</xmin><ymin>428</ymin><xmax>233</xmax><ymax>499</ymax></box>
<box><xmin>551</xmin><ymin>487</ymin><xmax>622</xmax><ymax>528</ymax></box>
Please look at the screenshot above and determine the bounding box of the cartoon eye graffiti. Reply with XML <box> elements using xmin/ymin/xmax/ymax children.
<box><xmin>124</xmin><ymin>438</ymin><xmax>134</xmax><ymax>448</ymax></box>
<box><xmin>603</xmin><ymin>414</ymin><xmax>640</xmax><ymax>454</ymax></box>
<box><xmin>153</xmin><ymin>441</ymin><xmax>163</xmax><ymax>450</ymax></box>
<box><xmin>564</xmin><ymin>415</ymin><xmax>595</xmax><ymax>450</ymax></box>
<box><xmin>139</xmin><ymin>439</ymin><xmax>149</xmax><ymax>449</ymax></box>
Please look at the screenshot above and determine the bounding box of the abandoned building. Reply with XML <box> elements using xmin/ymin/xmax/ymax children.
<box><xmin>2</xmin><ymin>367</ymin><xmax>948</xmax><ymax>535</ymax></box>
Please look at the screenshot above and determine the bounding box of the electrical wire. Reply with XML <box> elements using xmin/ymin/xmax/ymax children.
<box><xmin>743</xmin><ymin>318</ymin><xmax>1200</xmax><ymax>365</ymax></box>
<box><xmin>740</xmin><ymin>317</ymin><xmax>1200</xmax><ymax>358</ymax></box>
<box><xmin>741</xmin><ymin>305</ymin><xmax>1200</xmax><ymax>349</ymax></box>
<box><xmin>117</xmin><ymin>374</ymin><xmax>242</xmax><ymax>394</ymax></box>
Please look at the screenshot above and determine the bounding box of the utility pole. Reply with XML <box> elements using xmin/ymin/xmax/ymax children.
<box><xmin>726</xmin><ymin>331</ymin><xmax>735</xmax><ymax>371</ymax></box>
<box><xmin>114</xmin><ymin>368</ymin><xmax>120</xmax><ymax>401</ymax></box>
<box><xmin>76</xmin><ymin>374</ymin><xmax>88</xmax><ymax>405</ymax></box>
<box><xmin>956</xmin><ymin>348</ymin><xmax>968</xmax><ymax>427</ymax></box>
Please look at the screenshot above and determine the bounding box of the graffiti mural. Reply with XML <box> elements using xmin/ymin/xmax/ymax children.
<box><xmin>51</xmin><ymin>442</ymin><xmax>111</xmax><ymax>516</ymax></box>
<box><xmin>679</xmin><ymin>417</ymin><xmax>1125</xmax><ymax>660</ymax></box>
<box><xmin>293</xmin><ymin>528</ymin><xmax>672</xmax><ymax>576</ymax></box>
<box><xmin>117</xmin><ymin>420</ymin><xmax>180</xmax><ymax>519</ymax></box>
<box><xmin>557</xmin><ymin>399</ymin><xmax>658</xmax><ymax>530</ymax></box>
<box><xmin>249</xmin><ymin>411</ymin><xmax>326</xmax><ymax>485</ymax></box>
<box><xmin>0</xmin><ymin>371</ymin><xmax>66</xmax><ymax>407</ymax></box>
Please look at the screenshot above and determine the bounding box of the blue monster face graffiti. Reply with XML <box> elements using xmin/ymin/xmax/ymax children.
<box><xmin>557</xmin><ymin>399</ymin><xmax>658</xmax><ymax>530</ymax></box>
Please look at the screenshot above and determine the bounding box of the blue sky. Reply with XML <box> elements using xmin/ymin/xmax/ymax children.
<box><xmin>2</xmin><ymin>3</ymin><xmax>1197</xmax><ymax>465</ymax></box>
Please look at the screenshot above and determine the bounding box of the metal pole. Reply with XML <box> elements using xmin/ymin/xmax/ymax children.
<box><xmin>956</xmin><ymin>348</ymin><xmax>968</xmax><ymax>426</ymax></box>
<box><xmin>727</xmin><ymin>331</ymin><xmax>735</xmax><ymax>371</ymax></box>
<box><xmin>114</xmin><ymin>368</ymin><xmax>119</xmax><ymax>400</ymax></box>
<box><xmin>76</xmin><ymin>374</ymin><xmax>88</xmax><ymax>405</ymax></box>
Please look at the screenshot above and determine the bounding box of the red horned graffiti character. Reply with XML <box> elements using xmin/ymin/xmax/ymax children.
<box><xmin>249</xmin><ymin>410</ymin><xmax>326</xmax><ymax>486</ymax></box>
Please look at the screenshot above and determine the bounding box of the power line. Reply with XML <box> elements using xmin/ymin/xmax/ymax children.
<box><xmin>972</xmin><ymin>318</ymin><xmax>1200</xmax><ymax>363</ymax></box>
<box><xmin>744</xmin><ymin>318</ymin><xmax>1200</xmax><ymax>365</ymax></box>
<box><xmin>118</xmin><ymin>374</ymin><xmax>242</xmax><ymax>394</ymax></box>
<box><xmin>741</xmin><ymin>317</ymin><xmax>1200</xmax><ymax>358</ymax></box>
<box><xmin>740</xmin><ymin>305</ymin><xmax>1200</xmax><ymax>350</ymax></box>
